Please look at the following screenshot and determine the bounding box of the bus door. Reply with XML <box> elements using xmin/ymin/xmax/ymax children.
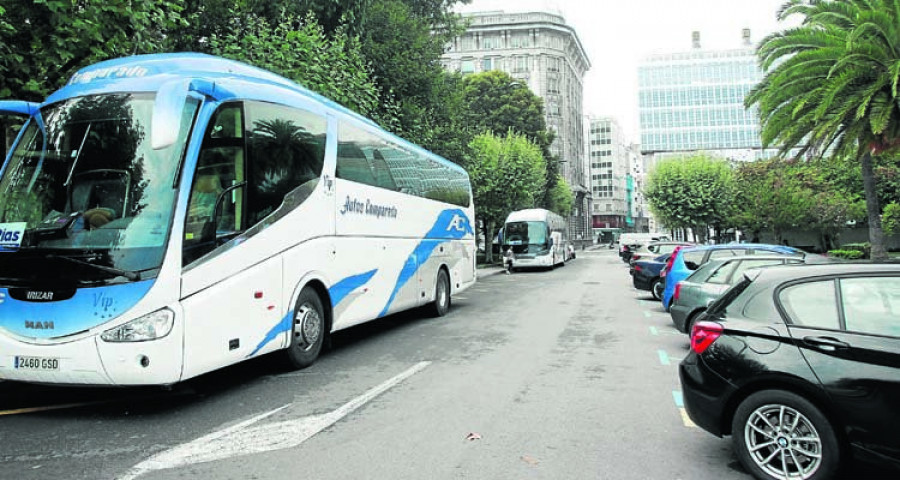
<box><xmin>179</xmin><ymin>103</ymin><xmax>282</xmax><ymax>377</ymax></box>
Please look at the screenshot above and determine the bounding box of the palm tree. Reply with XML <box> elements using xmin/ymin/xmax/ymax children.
<box><xmin>746</xmin><ymin>0</ymin><xmax>900</xmax><ymax>260</ymax></box>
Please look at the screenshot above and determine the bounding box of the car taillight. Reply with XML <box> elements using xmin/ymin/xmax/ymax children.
<box><xmin>623</xmin><ymin>245</ymin><xmax>630</xmax><ymax>252</ymax></box>
<box><xmin>691</xmin><ymin>321</ymin><xmax>723</xmax><ymax>354</ymax></box>
<box><xmin>663</xmin><ymin>246</ymin><xmax>681</xmax><ymax>275</ymax></box>
<box><xmin>632</xmin><ymin>254</ymin><xmax>642</xmax><ymax>261</ymax></box>
<box><xmin>633</xmin><ymin>264</ymin><xmax>642</xmax><ymax>272</ymax></box>
<box><xmin>673</xmin><ymin>282</ymin><xmax>683</xmax><ymax>301</ymax></box>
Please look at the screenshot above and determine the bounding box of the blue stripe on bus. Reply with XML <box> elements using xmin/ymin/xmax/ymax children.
<box><xmin>246</xmin><ymin>312</ymin><xmax>293</xmax><ymax>358</ymax></box>
<box><xmin>328</xmin><ymin>269</ymin><xmax>377</xmax><ymax>307</ymax></box>
<box><xmin>247</xmin><ymin>269</ymin><xmax>378</xmax><ymax>358</ymax></box>
<box><xmin>378</xmin><ymin>209</ymin><xmax>473</xmax><ymax>318</ymax></box>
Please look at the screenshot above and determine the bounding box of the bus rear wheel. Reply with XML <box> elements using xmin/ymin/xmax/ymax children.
<box><xmin>428</xmin><ymin>268</ymin><xmax>451</xmax><ymax>317</ymax></box>
<box><xmin>281</xmin><ymin>288</ymin><xmax>326</xmax><ymax>369</ymax></box>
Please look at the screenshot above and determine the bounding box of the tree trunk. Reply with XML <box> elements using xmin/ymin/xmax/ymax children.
<box><xmin>861</xmin><ymin>152</ymin><xmax>886</xmax><ymax>260</ymax></box>
<box><xmin>484</xmin><ymin>219</ymin><xmax>494</xmax><ymax>264</ymax></box>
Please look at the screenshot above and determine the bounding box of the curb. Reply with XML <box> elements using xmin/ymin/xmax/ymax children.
<box><xmin>476</xmin><ymin>267</ymin><xmax>507</xmax><ymax>280</ymax></box>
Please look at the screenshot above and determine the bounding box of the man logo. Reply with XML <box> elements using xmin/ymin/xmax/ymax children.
<box><xmin>25</xmin><ymin>321</ymin><xmax>55</xmax><ymax>330</ymax></box>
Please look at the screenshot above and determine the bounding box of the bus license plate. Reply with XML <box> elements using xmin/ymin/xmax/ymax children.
<box><xmin>14</xmin><ymin>356</ymin><xmax>60</xmax><ymax>371</ymax></box>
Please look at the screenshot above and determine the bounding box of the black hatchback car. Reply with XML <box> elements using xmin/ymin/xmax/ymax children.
<box><xmin>679</xmin><ymin>263</ymin><xmax>900</xmax><ymax>480</ymax></box>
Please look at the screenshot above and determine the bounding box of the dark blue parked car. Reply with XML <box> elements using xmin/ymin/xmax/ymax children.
<box><xmin>631</xmin><ymin>253</ymin><xmax>671</xmax><ymax>300</ymax></box>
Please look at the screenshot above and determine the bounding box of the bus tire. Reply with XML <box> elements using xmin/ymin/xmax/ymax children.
<box><xmin>281</xmin><ymin>288</ymin><xmax>326</xmax><ymax>370</ymax></box>
<box><xmin>428</xmin><ymin>268</ymin><xmax>451</xmax><ymax>317</ymax></box>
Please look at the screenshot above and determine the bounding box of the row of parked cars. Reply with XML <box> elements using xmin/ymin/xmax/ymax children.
<box><xmin>623</xmin><ymin>240</ymin><xmax>900</xmax><ymax>480</ymax></box>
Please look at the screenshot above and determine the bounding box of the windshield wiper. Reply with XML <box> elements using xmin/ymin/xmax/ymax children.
<box><xmin>45</xmin><ymin>254</ymin><xmax>141</xmax><ymax>281</ymax></box>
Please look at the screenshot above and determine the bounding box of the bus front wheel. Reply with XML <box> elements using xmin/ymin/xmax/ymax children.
<box><xmin>428</xmin><ymin>268</ymin><xmax>451</xmax><ymax>317</ymax></box>
<box><xmin>282</xmin><ymin>288</ymin><xmax>326</xmax><ymax>369</ymax></box>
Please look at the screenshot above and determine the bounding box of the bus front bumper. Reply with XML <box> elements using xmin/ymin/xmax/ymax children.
<box><xmin>512</xmin><ymin>254</ymin><xmax>552</xmax><ymax>268</ymax></box>
<box><xmin>0</xmin><ymin>329</ymin><xmax>184</xmax><ymax>386</ymax></box>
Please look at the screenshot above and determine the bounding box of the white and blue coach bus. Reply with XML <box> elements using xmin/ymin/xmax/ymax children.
<box><xmin>0</xmin><ymin>53</ymin><xmax>475</xmax><ymax>386</ymax></box>
<box><xmin>501</xmin><ymin>208</ymin><xmax>569</xmax><ymax>270</ymax></box>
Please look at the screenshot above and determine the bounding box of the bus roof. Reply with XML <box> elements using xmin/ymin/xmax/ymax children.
<box><xmin>505</xmin><ymin>209</ymin><xmax>559</xmax><ymax>223</ymax></box>
<box><xmin>39</xmin><ymin>53</ymin><xmax>466</xmax><ymax>175</ymax></box>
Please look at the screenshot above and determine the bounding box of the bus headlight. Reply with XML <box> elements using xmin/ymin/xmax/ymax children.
<box><xmin>101</xmin><ymin>308</ymin><xmax>175</xmax><ymax>342</ymax></box>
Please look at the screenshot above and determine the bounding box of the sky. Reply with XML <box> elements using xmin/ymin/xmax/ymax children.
<box><xmin>455</xmin><ymin>0</ymin><xmax>798</xmax><ymax>140</ymax></box>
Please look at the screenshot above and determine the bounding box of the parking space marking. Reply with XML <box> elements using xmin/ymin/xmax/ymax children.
<box><xmin>679</xmin><ymin>408</ymin><xmax>697</xmax><ymax>428</ymax></box>
<box><xmin>650</xmin><ymin>326</ymin><xmax>682</xmax><ymax>337</ymax></box>
<box><xmin>643</xmin><ymin>311</ymin><xmax>652</xmax><ymax>319</ymax></box>
<box><xmin>454</xmin><ymin>296</ymin><xmax>468</xmax><ymax>301</ymax></box>
<box><xmin>672</xmin><ymin>392</ymin><xmax>696</xmax><ymax>428</ymax></box>
<box><xmin>657</xmin><ymin>349</ymin><xmax>670</xmax><ymax>365</ymax></box>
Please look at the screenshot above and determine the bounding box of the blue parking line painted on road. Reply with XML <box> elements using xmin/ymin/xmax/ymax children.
<box><xmin>649</xmin><ymin>326</ymin><xmax>658</xmax><ymax>336</ymax></box>
<box><xmin>672</xmin><ymin>390</ymin><xmax>684</xmax><ymax>407</ymax></box>
<box><xmin>657</xmin><ymin>349</ymin><xmax>670</xmax><ymax>365</ymax></box>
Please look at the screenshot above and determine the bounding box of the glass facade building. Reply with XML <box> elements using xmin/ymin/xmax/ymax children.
<box><xmin>638</xmin><ymin>47</ymin><xmax>775</xmax><ymax>159</ymax></box>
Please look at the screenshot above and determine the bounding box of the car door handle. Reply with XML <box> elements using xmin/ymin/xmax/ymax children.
<box><xmin>802</xmin><ymin>336</ymin><xmax>850</xmax><ymax>352</ymax></box>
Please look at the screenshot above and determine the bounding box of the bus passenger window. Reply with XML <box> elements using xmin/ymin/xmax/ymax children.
<box><xmin>246</xmin><ymin>102</ymin><xmax>326</xmax><ymax>225</ymax></box>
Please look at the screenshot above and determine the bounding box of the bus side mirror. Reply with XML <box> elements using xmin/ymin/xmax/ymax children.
<box><xmin>151</xmin><ymin>80</ymin><xmax>191</xmax><ymax>150</ymax></box>
<box><xmin>548</xmin><ymin>237</ymin><xmax>554</xmax><ymax>247</ymax></box>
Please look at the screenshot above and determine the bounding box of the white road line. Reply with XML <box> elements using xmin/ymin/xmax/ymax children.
<box><xmin>119</xmin><ymin>361</ymin><xmax>431</xmax><ymax>480</ymax></box>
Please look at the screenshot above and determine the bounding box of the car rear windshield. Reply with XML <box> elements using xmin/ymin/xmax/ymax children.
<box><xmin>706</xmin><ymin>275</ymin><xmax>753</xmax><ymax>317</ymax></box>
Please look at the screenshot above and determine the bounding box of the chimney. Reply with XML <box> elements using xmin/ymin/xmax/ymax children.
<box><xmin>692</xmin><ymin>31</ymin><xmax>701</xmax><ymax>49</ymax></box>
<box><xmin>742</xmin><ymin>28</ymin><xmax>751</xmax><ymax>46</ymax></box>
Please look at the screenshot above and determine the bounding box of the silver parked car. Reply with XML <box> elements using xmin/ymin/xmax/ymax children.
<box><xmin>669</xmin><ymin>255</ymin><xmax>805</xmax><ymax>333</ymax></box>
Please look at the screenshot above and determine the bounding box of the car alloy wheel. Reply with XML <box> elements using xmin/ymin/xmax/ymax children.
<box><xmin>733</xmin><ymin>390</ymin><xmax>840</xmax><ymax>480</ymax></box>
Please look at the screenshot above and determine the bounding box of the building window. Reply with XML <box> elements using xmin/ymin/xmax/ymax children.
<box><xmin>548</xmin><ymin>78</ymin><xmax>560</xmax><ymax>94</ymax></box>
<box><xmin>482</xmin><ymin>58</ymin><xmax>493</xmax><ymax>71</ymax></box>
<box><xmin>548</xmin><ymin>57</ymin><xmax>561</xmax><ymax>72</ymax></box>
<box><xmin>511</xmin><ymin>35</ymin><xmax>531</xmax><ymax>49</ymax></box>
<box><xmin>482</xmin><ymin>35</ymin><xmax>500</xmax><ymax>50</ymax></box>
<box><xmin>460</xmin><ymin>60</ymin><xmax>474</xmax><ymax>74</ymax></box>
<box><xmin>513</xmin><ymin>56</ymin><xmax>529</xmax><ymax>73</ymax></box>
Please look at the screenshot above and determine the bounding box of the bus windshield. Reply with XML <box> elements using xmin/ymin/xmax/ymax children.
<box><xmin>0</xmin><ymin>93</ymin><xmax>198</xmax><ymax>284</ymax></box>
<box><xmin>505</xmin><ymin>221</ymin><xmax>549</xmax><ymax>247</ymax></box>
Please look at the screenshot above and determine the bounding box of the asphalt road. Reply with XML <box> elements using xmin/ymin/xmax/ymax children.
<box><xmin>0</xmin><ymin>249</ymin><xmax>893</xmax><ymax>479</ymax></box>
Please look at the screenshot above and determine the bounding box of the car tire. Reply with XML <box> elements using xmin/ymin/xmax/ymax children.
<box><xmin>428</xmin><ymin>268</ymin><xmax>451</xmax><ymax>317</ymax></box>
<box><xmin>281</xmin><ymin>288</ymin><xmax>326</xmax><ymax>370</ymax></box>
<box><xmin>651</xmin><ymin>278</ymin><xmax>664</xmax><ymax>301</ymax></box>
<box><xmin>732</xmin><ymin>389</ymin><xmax>841</xmax><ymax>480</ymax></box>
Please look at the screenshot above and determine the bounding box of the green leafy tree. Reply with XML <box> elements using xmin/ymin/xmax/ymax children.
<box><xmin>360</xmin><ymin>0</ymin><xmax>465</xmax><ymax>151</ymax></box>
<box><xmin>461</xmin><ymin>70</ymin><xmax>559</xmax><ymax>207</ymax></box>
<box><xmin>547</xmin><ymin>175</ymin><xmax>574</xmax><ymax>217</ymax></box>
<box><xmin>207</xmin><ymin>12</ymin><xmax>382</xmax><ymax>118</ymax></box>
<box><xmin>0</xmin><ymin>1</ymin><xmax>185</xmax><ymax>101</ymax></box>
<box><xmin>883</xmin><ymin>202</ymin><xmax>900</xmax><ymax>235</ymax></box>
<box><xmin>733</xmin><ymin>158</ymin><xmax>864</xmax><ymax>250</ymax></box>
<box><xmin>643</xmin><ymin>154</ymin><xmax>736</xmax><ymax>243</ymax></box>
<box><xmin>467</xmin><ymin>131</ymin><xmax>546</xmax><ymax>262</ymax></box>
<box><xmin>746</xmin><ymin>0</ymin><xmax>900</xmax><ymax>260</ymax></box>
